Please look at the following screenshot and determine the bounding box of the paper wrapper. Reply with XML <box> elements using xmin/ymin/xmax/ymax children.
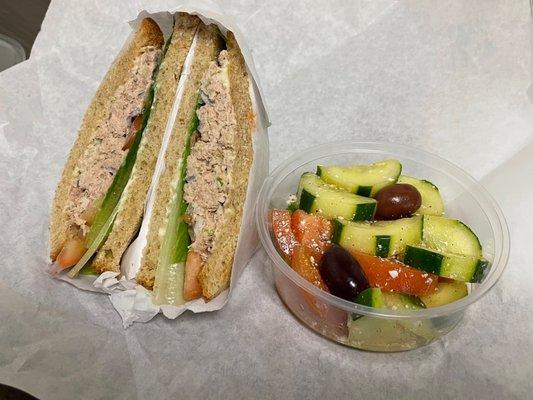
<box><xmin>0</xmin><ymin>1</ymin><xmax>531</xmax><ymax>399</ymax></box>
<box><xmin>49</xmin><ymin>8</ymin><xmax>270</xmax><ymax>326</ymax></box>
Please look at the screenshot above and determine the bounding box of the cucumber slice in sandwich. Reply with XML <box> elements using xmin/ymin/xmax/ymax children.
<box><xmin>422</xmin><ymin>215</ymin><xmax>482</xmax><ymax>257</ymax></box>
<box><xmin>403</xmin><ymin>245</ymin><xmax>488</xmax><ymax>283</ymax></box>
<box><xmin>297</xmin><ymin>173</ymin><xmax>376</xmax><ymax>221</ymax></box>
<box><xmin>317</xmin><ymin>159</ymin><xmax>401</xmax><ymax>197</ymax></box>
<box><xmin>332</xmin><ymin>216</ymin><xmax>422</xmax><ymax>257</ymax></box>
<box><xmin>397</xmin><ymin>175</ymin><xmax>444</xmax><ymax>216</ymax></box>
<box><xmin>49</xmin><ymin>18</ymin><xmax>168</xmax><ymax>276</ymax></box>
<box><xmin>136</xmin><ymin>26</ymin><xmax>256</xmax><ymax>302</ymax></box>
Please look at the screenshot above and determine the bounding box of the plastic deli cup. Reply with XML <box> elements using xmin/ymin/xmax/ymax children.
<box><xmin>256</xmin><ymin>141</ymin><xmax>509</xmax><ymax>352</ymax></box>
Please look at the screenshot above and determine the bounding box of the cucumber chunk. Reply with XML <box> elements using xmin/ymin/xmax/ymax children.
<box><xmin>404</xmin><ymin>245</ymin><xmax>487</xmax><ymax>283</ymax></box>
<box><xmin>351</xmin><ymin>288</ymin><xmax>434</xmax><ymax>348</ymax></box>
<box><xmin>317</xmin><ymin>159</ymin><xmax>401</xmax><ymax>197</ymax></box>
<box><xmin>297</xmin><ymin>173</ymin><xmax>376</xmax><ymax>221</ymax></box>
<box><xmin>397</xmin><ymin>175</ymin><xmax>444</xmax><ymax>216</ymax></box>
<box><xmin>332</xmin><ymin>216</ymin><xmax>422</xmax><ymax>257</ymax></box>
<box><xmin>355</xmin><ymin>288</ymin><xmax>385</xmax><ymax>308</ymax></box>
<box><xmin>422</xmin><ymin>215</ymin><xmax>482</xmax><ymax>258</ymax></box>
<box><xmin>355</xmin><ymin>288</ymin><xmax>425</xmax><ymax>310</ymax></box>
<box><xmin>420</xmin><ymin>281</ymin><xmax>468</xmax><ymax>308</ymax></box>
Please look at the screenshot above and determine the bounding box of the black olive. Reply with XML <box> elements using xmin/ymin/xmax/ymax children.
<box><xmin>374</xmin><ymin>183</ymin><xmax>422</xmax><ymax>220</ymax></box>
<box><xmin>319</xmin><ymin>245</ymin><xmax>370</xmax><ymax>301</ymax></box>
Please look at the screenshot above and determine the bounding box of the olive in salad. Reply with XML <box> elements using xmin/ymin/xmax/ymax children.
<box><xmin>270</xmin><ymin>159</ymin><xmax>488</xmax><ymax>312</ymax></box>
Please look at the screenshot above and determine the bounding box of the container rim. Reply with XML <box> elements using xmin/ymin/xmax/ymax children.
<box><xmin>256</xmin><ymin>140</ymin><xmax>510</xmax><ymax>320</ymax></box>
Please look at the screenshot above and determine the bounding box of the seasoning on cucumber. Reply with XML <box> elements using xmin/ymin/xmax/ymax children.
<box><xmin>317</xmin><ymin>159</ymin><xmax>401</xmax><ymax>196</ymax></box>
<box><xmin>270</xmin><ymin>158</ymin><xmax>489</xmax><ymax>314</ymax></box>
<box><xmin>296</xmin><ymin>173</ymin><xmax>376</xmax><ymax>221</ymax></box>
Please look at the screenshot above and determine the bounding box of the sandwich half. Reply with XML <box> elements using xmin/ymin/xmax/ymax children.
<box><xmin>49</xmin><ymin>15</ymin><xmax>201</xmax><ymax>276</ymax></box>
<box><xmin>136</xmin><ymin>27</ymin><xmax>255</xmax><ymax>303</ymax></box>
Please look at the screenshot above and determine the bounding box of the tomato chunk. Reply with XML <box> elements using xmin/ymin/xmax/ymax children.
<box><xmin>291</xmin><ymin>209</ymin><xmax>333</xmax><ymax>254</ymax></box>
<box><xmin>290</xmin><ymin>245</ymin><xmax>329</xmax><ymax>292</ymax></box>
<box><xmin>350</xmin><ymin>251</ymin><xmax>438</xmax><ymax>296</ymax></box>
<box><xmin>270</xmin><ymin>209</ymin><xmax>298</xmax><ymax>259</ymax></box>
<box><xmin>184</xmin><ymin>251</ymin><xmax>203</xmax><ymax>301</ymax></box>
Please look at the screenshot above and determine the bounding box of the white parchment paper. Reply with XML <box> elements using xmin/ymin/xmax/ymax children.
<box><xmin>0</xmin><ymin>1</ymin><xmax>531</xmax><ymax>399</ymax></box>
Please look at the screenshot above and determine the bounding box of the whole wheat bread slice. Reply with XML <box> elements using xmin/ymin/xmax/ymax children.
<box><xmin>198</xmin><ymin>32</ymin><xmax>255</xmax><ymax>299</ymax></box>
<box><xmin>91</xmin><ymin>13</ymin><xmax>201</xmax><ymax>273</ymax></box>
<box><xmin>49</xmin><ymin>18</ymin><xmax>164</xmax><ymax>261</ymax></box>
<box><xmin>136</xmin><ymin>23</ymin><xmax>224</xmax><ymax>289</ymax></box>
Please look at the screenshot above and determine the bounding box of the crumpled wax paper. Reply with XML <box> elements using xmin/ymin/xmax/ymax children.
<box><xmin>0</xmin><ymin>1</ymin><xmax>531</xmax><ymax>399</ymax></box>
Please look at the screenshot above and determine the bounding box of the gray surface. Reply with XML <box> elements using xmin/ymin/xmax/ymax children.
<box><xmin>0</xmin><ymin>0</ymin><xmax>532</xmax><ymax>399</ymax></box>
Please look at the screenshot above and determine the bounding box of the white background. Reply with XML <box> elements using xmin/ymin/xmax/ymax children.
<box><xmin>0</xmin><ymin>1</ymin><xmax>531</xmax><ymax>399</ymax></box>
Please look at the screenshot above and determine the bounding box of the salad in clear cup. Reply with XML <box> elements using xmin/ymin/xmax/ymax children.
<box><xmin>256</xmin><ymin>141</ymin><xmax>509</xmax><ymax>352</ymax></box>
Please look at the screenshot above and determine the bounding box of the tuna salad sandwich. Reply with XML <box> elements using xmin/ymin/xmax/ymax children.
<box><xmin>50</xmin><ymin>13</ymin><xmax>256</xmax><ymax>305</ymax></box>
<box><xmin>50</xmin><ymin>14</ymin><xmax>202</xmax><ymax>276</ymax></box>
<box><xmin>135</xmin><ymin>25</ymin><xmax>255</xmax><ymax>305</ymax></box>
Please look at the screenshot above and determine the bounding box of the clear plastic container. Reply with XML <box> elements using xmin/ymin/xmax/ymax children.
<box><xmin>256</xmin><ymin>141</ymin><xmax>509</xmax><ymax>352</ymax></box>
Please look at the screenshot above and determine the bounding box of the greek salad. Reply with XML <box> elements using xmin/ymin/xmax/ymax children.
<box><xmin>269</xmin><ymin>159</ymin><xmax>488</xmax><ymax>313</ymax></box>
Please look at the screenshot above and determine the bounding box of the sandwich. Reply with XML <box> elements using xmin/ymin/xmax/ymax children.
<box><xmin>135</xmin><ymin>25</ymin><xmax>255</xmax><ymax>304</ymax></box>
<box><xmin>50</xmin><ymin>14</ymin><xmax>200</xmax><ymax>275</ymax></box>
<box><xmin>50</xmin><ymin>13</ymin><xmax>256</xmax><ymax>305</ymax></box>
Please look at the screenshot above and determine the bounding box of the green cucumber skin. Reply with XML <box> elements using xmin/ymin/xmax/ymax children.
<box><xmin>355</xmin><ymin>288</ymin><xmax>385</xmax><ymax>308</ymax></box>
<box><xmin>403</xmin><ymin>245</ymin><xmax>487</xmax><ymax>283</ymax></box>
<box><xmin>299</xmin><ymin>189</ymin><xmax>316</xmax><ymax>214</ymax></box>
<box><xmin>297</xmin><ymin>173</ymin><xmax>376</xmax><ymax>221</ymax></box>
<box><xmin>356</xmin><ymin>186</ymin><xmax>372</xmax><ymax>197</ymax></box>
<box><xmin>375</xmin><ymin>235</ymin><xmax>391</xmax><ymax>258</ymax></box>
<box><xmin>353</xmin><ymin>202</ymin><xmax>376</xmax><ymax>221</ymax></box>
<box><xmin>331</xmin><ymin>219</ymin><xmax>344</xmax><ymax>245</ymax></box>
<box><xmin>333</xmin><ymin>216</ymin><xmax>422</xmax><ymax>257</ymax></box>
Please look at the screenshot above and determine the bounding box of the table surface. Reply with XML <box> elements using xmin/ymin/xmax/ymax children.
<box><xmin>0</xmin><ymin>1</ymin><xmax>532</xmax><ymax>399</ymax></box>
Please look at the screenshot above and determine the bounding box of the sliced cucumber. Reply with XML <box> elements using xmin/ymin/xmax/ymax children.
<box><xmin>347</xmin><ymin>315</ymin><xmax>421</xmax><ymax>351</ymax></box>
<box><xmin>422</xmin><ymin>215</ymin><xmax>482</xmax><ymax>258</ymax></box>
<box><xmin>332</xmin><ymin>216</ymin><xmax>422</xmax><ymax>257</ymax></box>
<box><xmin>404</xmin><ymin>245</ymin><xmax>487</xmax><ymax>283</ymax></box>
<box><xmin>317</xmin><ymin>159</ymin><xmax>401</xmax><ymax>197</ymax></box>
<box><xmin>382</xmin><ymin>292</ymin><xmax>426</xmax><ymax>310</ymax></box>
<box><xmin>422</xmin><ymin>215</ymin><xmax>482</xmax><ymax>257</ymax></box>
<box><xmin>355</xmin><ymin>288</ymin><xmax>425</xmax><ymax>310</ymax></box>
<box><xmin>420</xmin><ymin>281</ymin><xmax>468</xmax><ymax>308</ymax></box>
<box><xmin>351</xmin><ymin>288</ymin><xmax>434</xmax><ymax>348</ymax></box>
<box><xmin>153</xmin><ymin>98</ymin><xmax>200</xmax><ymax>306</ymax></box>
<box><xmin>297</xmin><ymin>173</ymin><xmax>376</xmax><ymax>221</ymax></box>
<box><xmin>397</xmin><ymin>175</ymin><xmax>444</xmax><ymax>216</ymax></box>
<box><xmin>354</xmin><ymin>288</ymin><xmax>385</xmax><ymax>308</ymax></box>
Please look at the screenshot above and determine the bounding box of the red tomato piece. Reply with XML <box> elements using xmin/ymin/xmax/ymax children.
<box><xmin>350</xmin><ymin>251</ymin><xmax>438</xmax><ymax>296</ymax></box>
<box><xmin>291</xmin><ymin>209</ymin><xmax>333</xmax><ymax>254</ymax></box>
<box><xmin>291</xmin><ymin>245</ymin><xmax>329</xmax><ymax>291</ymax></box>
<box><xmin>269</xmin><ymin>209</ymin><xmax>298</xmax><ymax>259</ymax></box>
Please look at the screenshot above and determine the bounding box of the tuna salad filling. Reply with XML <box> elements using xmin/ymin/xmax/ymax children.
<box><xmin>184</xmin><ymin>50</ymin><xmax>237</xmax><ymax>260</ymax></box>
<box><xmin>66</xmin><ymin>46</ymin><xmax>161</xmax><ymax>234</ymax></box>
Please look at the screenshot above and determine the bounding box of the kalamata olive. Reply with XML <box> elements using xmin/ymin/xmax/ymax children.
<box><xmin>319</xmin><ymin>245</ymin><xmax>370</xmax><ymax>301</ymax></box>
<box><xmin>374</xmin><ymin>183</ymin><xmax>422</xmax><ymax>220</ymax></box>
